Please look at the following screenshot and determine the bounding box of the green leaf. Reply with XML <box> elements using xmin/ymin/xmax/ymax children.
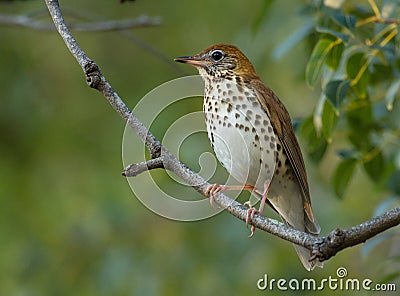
<box><xmin>363</xmin><ymin>151</ymin><xmax>385</xmax><ymax>181</ymax></box>
<box><xmin>321</xmin><ymin>100</ymin><xmax>338</xmax><ymax>142</ymax></box>
<box><xmin>348</xmin><ymin>128</ymin><xmax>372</xmax><ymax>151</ymax></box>
<box><xmin>333</xmin><ymin>157</ymin><xmax>358</xmax><ymax>199</ymax></box>
<box><xmin>345</xmin><ymin>98</ymin><xmax>375</xmax><ymax>152</ymax></box>
<box><xmin>331</xmin><ymin>13</ymin><xmax>357</xmax><ymax>30</ymax></box>
<box><xmin>300</xmin><ymin>116</ymin><xmax>328</xmax><ymax>163</ymax></box>
<box><xmin>324</xmin><ymin>79</ymin><xmax>351</xmax><ymax>109</ymax></box>
<box><xmin>326</xmin><ymin>41</ymin><xmax>344</xmax><ymax>70</ymax></box>
<box><xmin>346</xmin><ymin>99</ymin><xmax>373</xmax><ymax>129</ymax></box>
<box><xmin>348</xmin><ymin>132</ymin><xmax>371</xmax><ymax>152</ymax></box>
<box><xmin>306</xmin><ymin>38</ymin><xmax>343</xmax><ymax>87</ymax></box>
<box><xmin>316</xmin><ymin>26</ymin><xmax>350</xmax><ymax>42</ymax></box>
<box><xmin>370</xmin><ymin>63</ymin><xmax>393</xmax><ymax>85</ymax></box>
<box><xmin>385</xmin><ymin>79</ymin><xmax>400</xmax><ymax>111</ymax></box>
<box><xmin>347</xmin><ymin>52</ymin><xmax>365</xmax><ymax>78</ymax></box>
<box><xmin>346</xmin><ymin>52</ymin><xmax>370</xmax><ymax>99</ymax></box>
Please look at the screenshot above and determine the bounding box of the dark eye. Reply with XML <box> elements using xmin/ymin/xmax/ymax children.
<box><xmin>211</xmin><ymin>50</ymin><xmax>225</xmax><ymax>62</ymax></box>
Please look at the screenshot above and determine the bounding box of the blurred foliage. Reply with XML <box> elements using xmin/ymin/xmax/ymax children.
<box><xmin>293</xmin><ymin>0</ymin><xmax>400</xmax><ymax>199</ymax></box>
<box><xmin>0</xmin><ymin>0</ymin><xmax>399</xmax><ymax>295</ymax></box>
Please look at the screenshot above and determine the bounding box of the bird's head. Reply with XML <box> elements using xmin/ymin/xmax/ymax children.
<box><xmin>175</xmin><ymin>44</ymin><xmax>258</xmax><ymax>80</ymax></box>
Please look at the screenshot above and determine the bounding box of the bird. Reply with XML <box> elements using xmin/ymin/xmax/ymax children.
<box><xmin>175</xmin><ymin>44</ymin><xmax>322</xmax><ymax>270</ymax></box>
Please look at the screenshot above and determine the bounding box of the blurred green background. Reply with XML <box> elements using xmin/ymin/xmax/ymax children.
<box><xmin>0</xmin><ymin>0</ymin><xmax>399</xmax><ymax>295</ymax></box>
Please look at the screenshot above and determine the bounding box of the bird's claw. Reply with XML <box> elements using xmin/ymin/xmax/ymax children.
<box><xmin>244</xmin><ymin>201</ymin><xmax>259</xmax><ymax>238</ymax></box>
<box><xmin>205</xmin><ymin>183</ymin><xmax>226</xmax><ymax>207</ymax></box>
<box><xmin>248</xmin><ymin>226</ymin><xmax>256</xmax><ymax>238</ymax></box>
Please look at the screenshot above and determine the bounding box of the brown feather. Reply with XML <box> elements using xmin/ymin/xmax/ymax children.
<box><xmin>249</xmin><ymin>79</ymin><xmax>315</xmax><ymax>223</ymax></box>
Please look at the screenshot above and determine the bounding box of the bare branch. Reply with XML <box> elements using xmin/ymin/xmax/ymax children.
<box><xmin>0</xmin><ymin>10</ymin><xmax>184</xmax><ymax>73</ymax></box>
<box><xmin>312</xmin><ymin>207</ymin><xmax>400</xmax><ymax>261</ymax></box>
<box><xmin>122</xmin><ymin>157</ymin><xmax>164</xmax><ymax>177</ymax></box>
<box><xmin>69</xmin><ymin>16</ymin><xmax>161</xmax><ymax>32</ymax></box>
<box><xmin>0</xmin><ymin>14</ymin><xmax>53</xmax><ymax>31</ymax></box>
<box><xmin>0</xmin><ymin>13</ymin><xmax>160</xmax><ymax>31</ymax></box>
<box><xmin>44</xmin><ymin>0</ymin><xmax>400</xmax><ymax>264</ymax></box>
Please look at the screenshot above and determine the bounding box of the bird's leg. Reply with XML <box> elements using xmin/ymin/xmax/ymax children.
<box><xmin>244</xmin><ymin>200</ymin><xmax>256</xmax><ymax>224</ymax></box>
<box><xmin>205</xmin><ymin>184</ymin><xmax>255</xmax><ymax>207</ymax></box>
<box><xmin>246</xmin><ymin>183</ymin><xmax>271</xmax><ymax>238</ymax></box>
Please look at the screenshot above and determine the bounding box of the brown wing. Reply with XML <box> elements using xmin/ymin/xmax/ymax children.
<box><xmin>250</xmin><ymin>79</ymin><xmax>315</xmax><ymax>223</ymax></box>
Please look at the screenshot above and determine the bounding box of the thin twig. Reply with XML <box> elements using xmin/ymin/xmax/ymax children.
<box><xmin>44</xmin><ymin>0</ymin><xmax>400</xmax><ymax>264</ymax></box>
<box><xmin>0</xmin><ymin>13</ymin><xmax>160</xmax><ymax>31</ymax></box>
<box><xmin>70</xmin><ymin>16</ymin><xmax>161</xmax><ymax>32</ymax></box>
<box><xmin>122</xmin><ymin>157</ymin><xmax>165</xmax><ymax>177</ymax></box>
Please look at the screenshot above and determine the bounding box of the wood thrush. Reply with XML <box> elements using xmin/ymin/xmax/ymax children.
<box><xmin>175</xmin><ymin>44</ymin><xmax>322</xmax><ymax>270</ymax></box>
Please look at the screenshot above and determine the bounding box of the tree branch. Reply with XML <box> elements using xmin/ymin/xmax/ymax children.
<box><xmin>0</xmin><ymin>13</ymin><xmax>160</xmax><ymax>31</ymax></box>
<box><xmin>0</xmin><ymin>9</ymin><xmax>185</xmax><ymax>73</ymax></box>
<box><xmin>44</xmin><ymin>0</ymin><xmax>400</xmax><ymax>263</ymax></box>
<box><xmin>122</xmin><ymin>157</ymin><xmax>165</xmax><ymax>177</ymax></box>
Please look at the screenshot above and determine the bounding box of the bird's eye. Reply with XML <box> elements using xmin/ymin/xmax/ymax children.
<box><xmin>211</xmin><ymin>50</ymin><xmax>225</xmax><ymax>62</ymax></box>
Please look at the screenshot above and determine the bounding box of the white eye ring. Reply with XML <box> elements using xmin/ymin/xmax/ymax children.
<box><xmin>210</xmin><ymin>50</ymin><xmax>225</xmax><ymax>62</ymax></box>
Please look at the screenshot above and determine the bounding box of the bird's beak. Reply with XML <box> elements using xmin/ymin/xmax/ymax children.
<box><xmin>174</xmin><ymin>56</ymin><xmax>207</xmax><ymax>67</ymax></box>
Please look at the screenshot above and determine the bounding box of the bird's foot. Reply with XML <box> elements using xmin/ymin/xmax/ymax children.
<box><xmin>244</xmin><ymin>200</ymin><xmax>259</xmax><ymax>238</ymax></box>
<box><xmin>205</xmin><ymin>184</ymin><xmax>256</xmax><ymax>207</ymax></box>
<box><xmin>205</xmin><ymin>183</ymin><xmax>227</xmax><ymax>207</ymax></box>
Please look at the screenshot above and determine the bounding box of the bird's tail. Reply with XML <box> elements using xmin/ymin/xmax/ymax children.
<box><xmin>292</xmin><ymin>242</ymin><xmax>323</xmax><ymax>271</ymax></box>
<box><xmin>252</xmin><ymin>191</ymin><xmax>323</xmax><ymax>270</ymax></box>
<box><xmin>283</xmin><ymin>217</ymin><xmax>323</xmax><ymax>271</ymax></box>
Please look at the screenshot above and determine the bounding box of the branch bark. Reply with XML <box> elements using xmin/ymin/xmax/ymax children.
<box><xmin>0</xmin><ymin>13</ymin><xmax>160</xmax><ymax>31</ymax></box>
<box><xmin>44</xmin><ymin>0</ymin><xmax>400</xmax><ymax>263</ymax></box>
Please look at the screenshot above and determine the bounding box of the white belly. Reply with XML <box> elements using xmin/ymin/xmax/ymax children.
<box><xmin>203</xmin><ymin>78</ymin><xmax>277</xmax><ymax>191</ymax></box>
